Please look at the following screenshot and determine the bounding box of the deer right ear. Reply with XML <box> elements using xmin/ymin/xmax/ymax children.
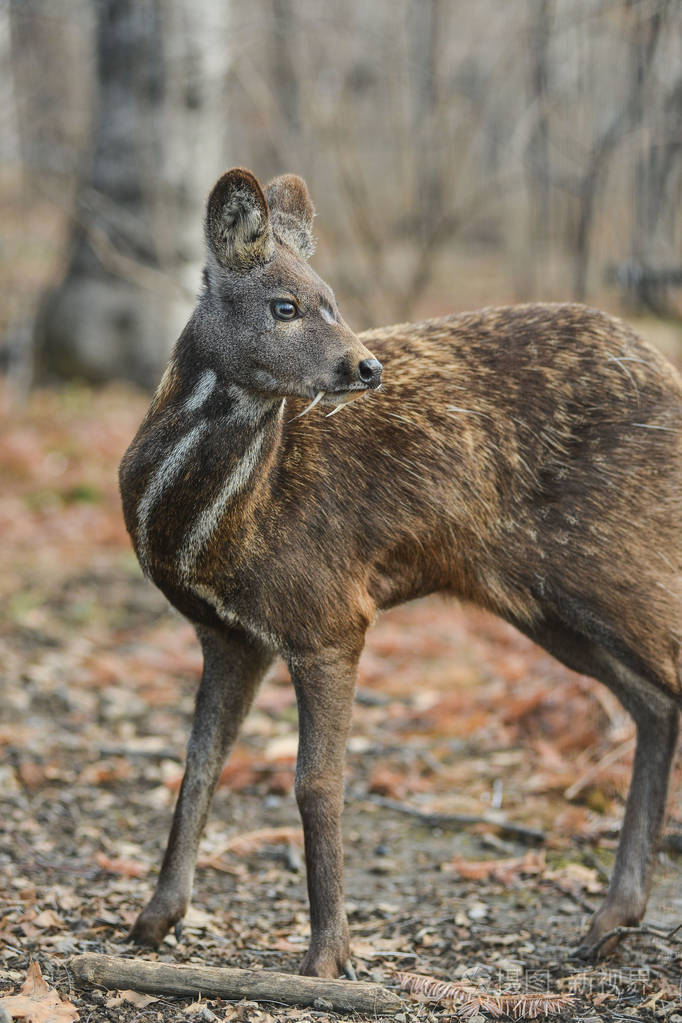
<box><xmin>205</xmin><ymin>169</ymin><xmax>274</xmax><ymax>271</ymax></box>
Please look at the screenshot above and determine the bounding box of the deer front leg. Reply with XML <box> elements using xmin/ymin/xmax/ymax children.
<box><xmin>289</xmin><ymin>648</ymin><xmax>359</xmax><ymax>979</ymax></box>
<box><xmin>130</xmin><ymin>627</ymin><xmax>273</xmax><ymax>947</ymax></box>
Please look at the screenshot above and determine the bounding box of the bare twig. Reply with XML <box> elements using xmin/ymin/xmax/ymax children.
<box><xmin>540</xmin><ymin>879</ymin><xmax>596</xmax><ymax>916</ymax></box>
<box><xmin>368</xmin><ymin>795</ymin><xmax>545</xmax><ymax>844</ymax></box>
<box><xmin>579</xmin><ymin>850</ymin><xmax>610</xmax><ymax>885</ymax></box>
<box><xmin>564</xmin><ymin>736</ymin><xmax>635</xmax><ymax>801</ymax></box>
<box><xmin>660</xmin><ymin>829</ymin><xmax>682</xmax><ymax>854</ymax></box>
<box><xmin>578</xmin><ymin>923</ymin><xmax>682</xmax><ymax>960</ymax></box>
<box><xmin>84</xmin><ymin>218</ymin><xmax>195</xmax><ymax>303</ymax></box>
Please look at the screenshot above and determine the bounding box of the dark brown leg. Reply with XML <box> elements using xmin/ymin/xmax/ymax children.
<box><xmin>130</xmin><ymin>627</ymin><xmax>273</xmax><ymax>946</ymax></box>
<box><xmin>288</xmin><ymin>647</ymin><xmax>360</xmax><ymax>979</ymax></box>
<box><xmin>512</xmin><ymin>619</ymin><xmax>679</xmax><ymax>956</ymax></box>
<box><xmin>576</xmin><ymin>656</ymin><xmax>679</xmax><ymax>956</ymax></box>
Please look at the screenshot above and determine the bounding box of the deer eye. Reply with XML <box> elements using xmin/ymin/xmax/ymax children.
<box><xmin>270</xmin><ymin>299</ymin><xmax>300</xmax><ymax>321</ymax></box>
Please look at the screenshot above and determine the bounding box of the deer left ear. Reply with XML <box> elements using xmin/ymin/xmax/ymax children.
<box><xmin>205</xmin><ymin>168</ymin><xmax>274</xmax><ymax>272</ymax></box>
<box><xmin>265</xmin><ymin>174</ymin><xmax>315</xmax><ymax>259</ymax></box>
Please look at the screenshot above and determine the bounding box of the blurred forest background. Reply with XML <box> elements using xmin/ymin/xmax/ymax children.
<box><xmin>1</xmin><ymin>0</ymin><xmax>681</xmax><ymax>388</ymax></box>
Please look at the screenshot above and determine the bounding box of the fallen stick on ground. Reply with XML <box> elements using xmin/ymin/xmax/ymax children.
<box><xmin>578</xmin><ymin>922</ymin><xmax>682</xmax><ymax>959</ymax></box>
<box><xmin>68</xmin><ymin>953</ymin><xmax>403</xmax><ymax>1015</ymax></box>
<box><xmin>368</xmin><ymin>795</ymin><xmax>546</xmax><ymax>844</ymax></box>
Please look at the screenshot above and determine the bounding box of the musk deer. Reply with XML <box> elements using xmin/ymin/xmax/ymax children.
<box><xmin>119</xmin><ymin>167</ymin><xmax>682</xmax><ymax>978</ymax></box>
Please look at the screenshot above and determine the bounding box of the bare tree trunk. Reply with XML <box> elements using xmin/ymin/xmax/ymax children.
<box><xmin>628</xmin><ymin>6</ymin><xmax>680</xmax><ymax>313</ymax></box>
<box><xmin>271</xmin><ymin>0</ymin><xmax>301</xmax><ymax>138</ymax></box>
<box><xmin>34</xmin><ymin>0</ymin><xmax>230</xmax><ymax>387</ymax></box>
<box><xmin>573</xmin><ymin>1</ymin><xmax>662</xmax><ymax>301</ymax></box>
<box><xmin>525</xmin><ymin>0</ymin><xmax>552</xmax><ymax>297</ymax></box>
<box><xmin>0</xmin><ymin>0</ymin><xmax>20</xmax><ymax>171</ymax></box>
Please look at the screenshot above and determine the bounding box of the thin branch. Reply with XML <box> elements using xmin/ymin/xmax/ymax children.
<box><xmin>577</xmin><ymin>923</ymin><xmax>682</xmax><ymax>960</ymax></box>
<box><xmin>368</xmin><ymin>795</ymin><xmax>545</xmax><ymax>844</ymax></box>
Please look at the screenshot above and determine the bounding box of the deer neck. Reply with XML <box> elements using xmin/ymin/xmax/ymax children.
<box><xmin>133</xmin><ymin>360</ymin><xmax>284</xmax><ymax>583</ymax></box>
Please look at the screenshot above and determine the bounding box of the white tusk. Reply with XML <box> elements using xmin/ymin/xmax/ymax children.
<box><xmin>325</xmin><ymin>402</ymin><xmax>349</xmax><ymax>418</ymax></box>
<box><xmin>325</xmin><ymin>390</ymin><xmax>365</xmax><ymax>417</ymax></box>
<box><xmin>288</xmin><ymin>390</ymin><xmax>325</xmax><ymax>422</ymax></box>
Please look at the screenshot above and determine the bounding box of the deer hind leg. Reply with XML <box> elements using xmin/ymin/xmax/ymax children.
<box><xmin>287</xmin><ymin>646</ymin><xmax>361</xmax><ymax>979</ymax></box>
<box><xmin>575</xmin><ymin>652</ymin><xmax>679</xmax><ymax>958</ymax></box>
<box><xmin>130</xmin><ymin>626</ymin><xmax>273</xmax><ymax>947</ymax></box>
<box><xmin>514</xmin><ymin>619</ymin><xmax>679</xmax><ymax>957</ymax></box>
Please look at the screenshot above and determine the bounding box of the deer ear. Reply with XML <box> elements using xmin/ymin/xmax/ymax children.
<box><xmin>265</xmin><ymin>174</ymin><xmax>315</xmax><ymax>259</ymax></box>
<box><xmin>205</xmin><ymin>168</ymin><xmax>274</xmax><ymax>271</ymax></box>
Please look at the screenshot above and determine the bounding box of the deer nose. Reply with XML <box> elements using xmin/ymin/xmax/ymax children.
<box><xmin>357</xmin><ymin>358</ymin><xmax>382</xmax><ymax>388</ymax></box>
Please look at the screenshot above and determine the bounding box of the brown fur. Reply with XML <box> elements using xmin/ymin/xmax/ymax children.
<box><xmin>120</xmin><ymin>169</ymin><xmax>682</xmax><ymax>978</ymax></box>
<box><xmin>265</xmin><ymin>174</ymin><xmax>315</xmax><ymax>258</ymax></box>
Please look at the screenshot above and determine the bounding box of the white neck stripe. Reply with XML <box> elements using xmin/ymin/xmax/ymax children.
<box><xmin>178</xmin><ymin>427</ymin><xmax>267</xmax><ymax>578</ymax></box>
<box><xmin>184</xmin><ymin>369</ymin><xmax>217</xmax><ymax>412</ymax></box>
<box><xmin>136</xmin><ymin>421</ymin><xmax>208</xmax><ymax>574</ymax></box>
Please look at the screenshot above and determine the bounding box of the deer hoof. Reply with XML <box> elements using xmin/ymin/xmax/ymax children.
<box><xmin>129</xmin><ymin>901</ymin><xmax>185</xmax><ymax>948</ymax></box>
<box><xmin>573</xmin><ymin>933</ymin><xmax>621</xmax><ymax>961</ymax></box>
<box><xmin>300</xmin><ymin>941</ymin><xmax>354</xmax><ymax>979</ymax></box>
<box><xmin>343</xmin><ymin>959</ymin><xmax>357</xmax><ymax>981</ymax></box>
<box><xmin>574</xmin><ymin>901</ymin><xmax>643</xmax><ymax>960</ymax></box>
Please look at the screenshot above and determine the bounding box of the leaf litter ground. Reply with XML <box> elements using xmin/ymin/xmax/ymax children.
<box><xmin>1</xmin><ymin>382</ymin><xmax>681</xmax><ymax>1022</ymax></box>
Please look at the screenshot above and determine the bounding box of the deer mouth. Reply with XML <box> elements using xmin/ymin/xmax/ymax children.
<box><xmin>289</xmin><ymin>387</ymin><xmax>370</xmax><ymax>421</ymax></box>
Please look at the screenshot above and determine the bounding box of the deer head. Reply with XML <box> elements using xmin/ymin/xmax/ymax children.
<box><xmin>200</xmin><ymin>168</ymin><xmax>381</xmax><ymax>410</ymax></box>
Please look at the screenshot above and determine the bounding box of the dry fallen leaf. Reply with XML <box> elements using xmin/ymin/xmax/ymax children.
<box><xmin>197</xmin><ymin>826</ymin><xmax>303</xmax><ymax>865</ymax></box>
<box><xmin>352</xmin><ymin>937</ymin><xmax>410</xmax><ymax>958</ymax></box>
<box><xmin>32</xmin><ymin>911</ymin><xmax>63</xmax><ymax>931</ymax></box>
<box><xmin>444</xmin><ymin>849</ymin><xmax>545</xmax><ymax>884</ymax></box>
<box><xmin>263</xmin><ymin>734</ymin><xmax>298</xmax><ymax>761</ymax></box>
<box><xmin>367</xmin><ymin>767</ymin><xmax>409</xmax><ymax>799</ymax></box>
<box><xmin>182</xmin><ymin>905</ymin><xmax>219</xmax><ymax>931</ymax></box>
<box><xmin>0</xmin><ymin>961</ymin><xmax>79</xmax><ymax>1022</ymax></box>
<box><xmin>116</xmin><ymin>990</ymin><xmax>158</xmax><ymax>1009</ymax></box>
<box><xmin>544</xmin><ymin>861</ymin><xmax>603</xmax><ymax>894</ymax></box>
<box><xmin>95</xmin><ymin>852</ymin><xmax>146</xmax><ymax>878</ymax></box>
